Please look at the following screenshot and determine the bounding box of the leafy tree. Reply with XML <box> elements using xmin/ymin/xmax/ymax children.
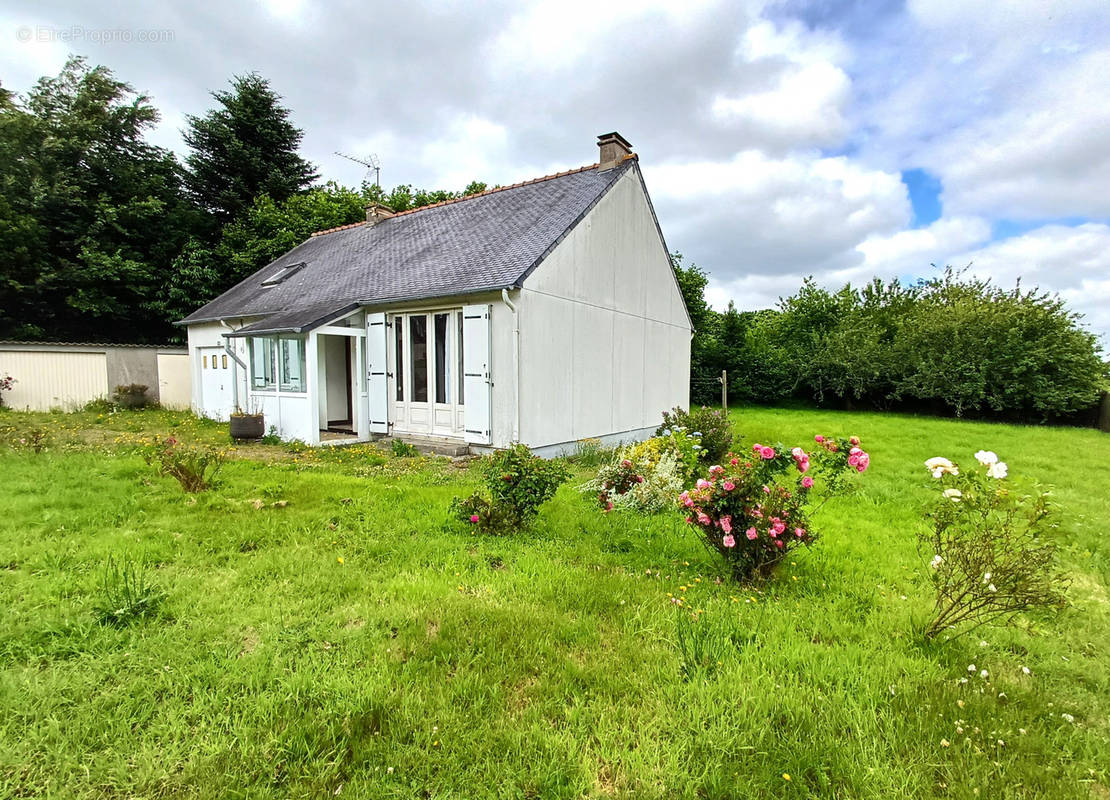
<box><xmin>183</xmin><ymin>73</ymin><xmax>318</xmax><ymax>230</ymax></box>
<box><xmin>0</xmin><ymin>57</ymin><xmax>196</xmax><ymax>341</ymax></box>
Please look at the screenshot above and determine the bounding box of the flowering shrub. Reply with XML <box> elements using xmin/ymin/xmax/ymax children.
<box><xmin>450</xmin><ymin>443</ymin><xmax>569</xmax><ymax>533</ymax></box>
<box><xmin>919</xmin><ymin>450</ymin><xmax>1067</xmax><ymax>639</ymax></box>
<box><xmin>681</xmin><ymin>435</ymin><xmax>871</xmax><ymax>582</ymax></box>
<box><xmin>580</xmin><ymin>448</ymin><xmax>685</xmax><ymax>514</ymax></box>
<box><xmin>0</xmin><ymin>373</ymin><xmax>14</xmax><ymax>407</ymax></box>
<box><xmin>656</xmin><ymin>406</ymin><xmax>733</xmax><ymax>462</ymax></box>
<box><xmin>630</xmin><ymin>427</ymin><xmax>703</xmax><ymax>484</ymax></box>
<box><xmin>142</xmin><ymin>436</ymin><xmax>224</xmax><ymax>492</ymax></box>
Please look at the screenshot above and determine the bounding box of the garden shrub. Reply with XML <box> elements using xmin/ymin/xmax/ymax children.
<box><xmin>919</xmin><ymin>450</ymin><xmax>1068</xmax><ymax>640</ymax></box>
<box><xmin>143</xmin><ymin>435</ymin><xmax>224</xmax><ymax>492</ymax></box>
<box><xmin>0</xmin><ymin>374</ymin><xmax>14</xmax><ymax>407</ymax></box>
<box><xmin>113</xmin><ymin>383</ymin><xmax>151</xmax><ymax>409</ymax></box>
<box><xmin>682</xmin><ymin>435</ymin><xmax>870</xmax><ymax>582</ymax></box>
<box><xmin>450</xmin><ymin>443</ymin><xmax>569</xmax><ymax>533</ymax></box>
<box><xmin>656</xmin><ymin>406</ymin><xmax>733</xmax><ymax>462</ymax></box>
<box><xmin>390</xmin><ymin>438</ymin><xmax>419</xmax><ymax>458</ymax></box>
<box><xmin>581</xmin><ymin>446</ymin><xmax>685</xmax><ymax>515</ymax></box>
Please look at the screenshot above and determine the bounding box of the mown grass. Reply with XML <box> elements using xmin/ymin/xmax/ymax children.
<box><xmin>0</xmin><ymin>406</ymin><xmax>1107</xmax><ymax>799</ymax></box>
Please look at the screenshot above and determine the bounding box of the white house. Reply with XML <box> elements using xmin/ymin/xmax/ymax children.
<box><xmin>178</xmin><ymin>132</ymin><xmax>691</xmax><ymax>454</ymax></box>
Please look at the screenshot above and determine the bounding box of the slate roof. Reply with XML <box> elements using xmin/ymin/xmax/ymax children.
<box><xmin>178</xmin><ymin>157</ymin><xmax>637</xmax><ymax>334</ymax></box>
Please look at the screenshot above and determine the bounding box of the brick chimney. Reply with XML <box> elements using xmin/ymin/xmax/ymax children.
<box><xmin>597</xmin><ymin>131</ymin><xmax>633</xmax><ymax>169</ymax></box>
<box><xmin>365</xmin><ymin>202</ymin><xmax>395</xmax><ymax>226</ymax></box>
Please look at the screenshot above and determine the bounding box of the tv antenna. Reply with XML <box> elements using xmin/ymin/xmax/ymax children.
<box><xmin>335</xmin><ymin>151</ymin><xmax>381</xmax><ymax>188</ymax></box>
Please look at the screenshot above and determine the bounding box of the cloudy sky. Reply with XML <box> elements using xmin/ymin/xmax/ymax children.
<box><xmin>3</xmin><ymin>0</ymin><xmax>1109</xmax><ymax>344</ymax></box>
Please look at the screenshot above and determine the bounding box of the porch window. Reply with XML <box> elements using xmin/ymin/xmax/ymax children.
<box><xmin>249</xmin><ymin>336</ymin><xmax>306</xmax><ymax>393</ymax></box>
<box><xmin>410</xmin><ymin>315</ymin><xmax>428</xmax><ymax>402</ymax></box>
<box><xmin>457</xmin><ymin>312</ymin><xmax>464</xmax><ymax>404</ymax></box>
<box><xmin>395</xmin><ymin>317</ymin><xmax>404</xmax><ymax>401</ymax></box>
<box><xmin>279</xmin><ymin>338</ymin><xmax>306</xmax><ymax>392</ymax></box>
<box><xmin>250</xmin><ymin>337</ymin><xmax>276</xmax><ymax>390</ymax></box>
<box><xmin>434</xmin><ymin>312</ymin><xmax>450</xmax><ymax>404</ymax></box>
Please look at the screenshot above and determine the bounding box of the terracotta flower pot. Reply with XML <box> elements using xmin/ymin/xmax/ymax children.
<box><xmin>230</xmin><ymin>414</ymin><xmax>265</xmax><ymax>440</ymax></box>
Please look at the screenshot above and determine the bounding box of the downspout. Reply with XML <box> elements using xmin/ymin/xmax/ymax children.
<box><xmin>219</xmin><ymin>320</ymin><xmax>244</xmax><ymax>412</ymax></box>
<box><xmin>501</xmin><ymin>289</ymin><xmax>520</xmax><ymax>443</ymax></box>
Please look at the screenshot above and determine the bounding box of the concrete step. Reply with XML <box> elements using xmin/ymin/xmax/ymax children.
<box><xmin>377</xmin><ymin>435</ymin><xmax>470</xmax><ymax>458</ymax></box>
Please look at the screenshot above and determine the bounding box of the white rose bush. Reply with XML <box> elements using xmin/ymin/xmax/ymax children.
<box><xmin>919</xmin><ymin>448</ymin><xmax>1068</xmax><ymax>639</ymax></box>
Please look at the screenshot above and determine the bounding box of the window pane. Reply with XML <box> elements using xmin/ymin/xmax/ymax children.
<box><xmin>250</xmin><ymin>338</ymin><xmax>275</xmax><ymax>390</ymax></box>
<box><xmin>395</xmin><ymin>317</ymin><xmax>404</xmax><ymax>401</ymax></box>
<box><xmin>222</xmin><ymin>354</ymin><xmax>228</xmax><ymax>369</ymax></box>
<box><xmin>279</xmin><ymin>338</ymin><xmax>306</xmax><ymax>392</ymax></box>
<box><xmin>434</xmin><ymin>313</ymin><xmax>449</xmax><ymax>404</ymax></box>
<box><xmin>203</xmin><ymin>354</ymin><xmax>208</xmax><ymax>369</ymax></box>
<box><xmin>410</xmin><ymin>315</ymin><xmax>428</xmax><ymax>403</ymax></box>
<box><xmin>457</xmin><ymin>312</ymin><xmax>464</xmax><ymax>404</ymax></box>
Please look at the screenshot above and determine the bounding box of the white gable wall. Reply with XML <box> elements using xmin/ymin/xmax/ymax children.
<box><xmin>516</xmin><ymin>166</ymin><xmax>691</xmax><ymax>449</ymax></box>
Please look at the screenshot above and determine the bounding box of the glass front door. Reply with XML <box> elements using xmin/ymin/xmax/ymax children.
<box><xmin>390</xmin><ymin>310</ymin><xmax>465</xmax><ymax>435</ymax></box>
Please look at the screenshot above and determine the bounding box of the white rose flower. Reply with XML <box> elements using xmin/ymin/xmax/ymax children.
<box><xmin>925</xmin><ymin>456</ymin><xmax>959</xmax><ymax>478</ymax></box>
<box><xmin>943</xmin><ymin>488</ymin><xmax>963</xmax><ymax>502</ymax></box>
<box><xmin>974</xmin><ymin>450</ymin><xmax>999</xmax><ymax>466</ymax></box>
<box><xmin>930</xmin><ymin>554</ymin><xmax>943</xmax><ymax>569</ymax></box>
<box><xmin>987</xmin><ymin>461</ymin><xmax>1008</xmax><ymax>479</ymax></box>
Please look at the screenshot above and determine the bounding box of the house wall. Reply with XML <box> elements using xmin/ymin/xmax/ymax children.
<box><xmin>185</xmin><ymin>320</ymin><xmax>251</xmax><ymax>418</ymax></box>
<box><xmin>516</xmin><ymin>166</ymin><xmax>691</xmax><ymax>450</ymax></box>
<box><xmin>0</xmin><ymin>342</ymin><xmax>189</xmax><ymax>411</ymax></box>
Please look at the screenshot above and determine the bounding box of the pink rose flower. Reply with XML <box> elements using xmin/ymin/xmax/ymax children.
<box><xmin>752</xmin><ymin>508</ymin><xmax>763</xmax><ymax>518</ymax></box>
<box><xmin>697</xmin><ymin>512</ymin><xmax>711</xmax><ymax>526</ymax></box>
<box><xmin>848</xmin><ymin>453</ymin><xmax>860</xmax><ymax>467</ymax></box>
<box><xmin>469</xmin><ymin>514</ymin><xmax>480</xmax><ymax>523</ymax></box>
<box><xmin>762</xmin><ymin>485</ymin><xmax>771</xmax><ymax>494</ymax></box>
<box><xmin>801</xmin><ymin>476</ymin><xmax>814</xmax><ymax>489</ymax></box>
<box><xmin>709</xmin><ymin>464</ymin><xmax>724</xmax><ymax>476</ymax></box>
<box><xmin>850</xmin><ymin>436</ymin><xmax>860</xmax><ymax>445</ymax></box>
<box><xmin>775</xmin><ymin>539</ymin><xmax>784</xmax><ymax>549</ymax></box>
<box><xmin>850</xmin><ymin>447</ymin><xmax>862</xmax><ymax>456</ymax></box>
<box><xmin>752</xmin><ymin>443</ymin><xmax>763</xmax><ymax>454</ymax></box>
<box><xmin>797</xmin><ymin>459</ymin><xmax>810</xmax><ymax>473</ymax></box>
<box><xmin>814</xmin><ymin>435</ymin><xmax>824</xmax><ymax>443</ymax></box>
<box><xmin>723</xmin><ymin>481</ymin><xmax>735</xmax><ymax>491</ymax></box>
<box><xmin>772</xmin><ymin>520</ymin><xmax>786</xmax><ymax>535</ymax></box>
<box><xmin>722</xmin><ymin>534</ymin><xmax>736</xmax><ymax>548</ymax></box>
<box><xmin>729</xmin><ymin>458</ymin><xmax>739</xmax><ymax>466</ymax></box>
<box><xmin>720</xmin><ymin>515</ymin><xmax>732</xmax><ymax>534</ymax></box>
<box><xmin>760</xmin><ymin>446</ymin><xmax>775</xmax><ymax>459</ymax></box>
<box><xmin>621</xmin><ymin>459</ymin><xmax>632</xmax><ymax>469</ymax></box>
<box><xmin>696</xmin><ymin>479</ymin><xmax>710</xmax><ymax>489</ymax></box>
<box><xmin>684</xmin><ymin>497</ymin><xmax>695</xmax><ymax>507</ymax></box>
<box><xmin>856</xmin><ymin>453</ymin><xmax>870</xmax><ymax>472</ymax></box>
<box><xmin>795</xmin><ymin>527</ymin><xmax>806</xmax><ymax>538</ymax></box>
<box><xmin>679</xmin><ymin>490</ymin><xmax>689</xmax><ymax>502</ymax></box>
<box><xmin>791</xmin><ymin>447</ymin><xmax>806</xmax><ymax>460</ymax></box>
<box><xmin>745</xmin><ymin>527</ymin><xmax>758</xmax><ymax>540</ymax></box>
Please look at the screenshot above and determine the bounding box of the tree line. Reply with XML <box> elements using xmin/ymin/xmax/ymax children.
<box><xmin>673</xmin><ymin>255</ymin><xmax>1108</xmax><ymax>423</ymax></box>
<box><xmin>0</xmin><ymin>57</ymin><xmax>487</xmax><ymax>343</ymax></box>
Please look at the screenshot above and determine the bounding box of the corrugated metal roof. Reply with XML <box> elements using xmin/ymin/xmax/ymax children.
<box><xmin>179</xmin><ymin>159</ymin><xmax>634</xmax><ymax>333</ymax></box>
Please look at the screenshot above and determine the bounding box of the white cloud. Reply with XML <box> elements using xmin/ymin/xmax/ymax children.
<box><xmin>647</xmin><ymin>150</ymin><xmax>909</xmax><ymax>275</ymax></box>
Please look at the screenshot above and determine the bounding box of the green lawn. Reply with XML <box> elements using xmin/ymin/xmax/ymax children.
<box><xmin>1</xmin><ymin>406</ymin><xmax>1108</xmax><ymax>799</ymax></box>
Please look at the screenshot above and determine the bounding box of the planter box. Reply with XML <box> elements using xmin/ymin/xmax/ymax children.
<box><xmin>230</xmin><ymin>414</ymin><xmax>265</xmax><ymax>440</ymax></box>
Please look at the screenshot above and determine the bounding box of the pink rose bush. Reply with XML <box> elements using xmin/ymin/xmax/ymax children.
<box><xmin>682</xmin><ymin>435</ymin><xmax>871</xmax><ymax>582</ymax></box>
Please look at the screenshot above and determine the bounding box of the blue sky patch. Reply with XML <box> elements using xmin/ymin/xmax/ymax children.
<box><xmin>900</xmin><ymin>168</ymin><xmax>942</xmax><ymax>228</ymax></box>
